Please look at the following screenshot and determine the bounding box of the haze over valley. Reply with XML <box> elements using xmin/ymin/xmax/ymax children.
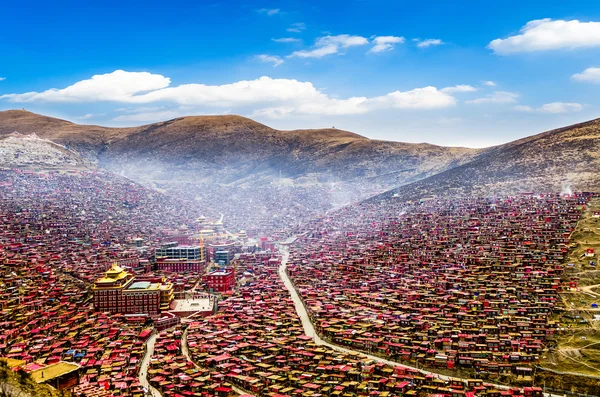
<box><xmin>2</xmin><ymin>1</ymin><xmax>600</xmax><ymax>396</ymax></box>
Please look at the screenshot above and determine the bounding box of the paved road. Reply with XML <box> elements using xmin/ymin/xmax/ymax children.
<box><xmin>138</xmin><ymin>333</ymin><xmax>162</xmax><ymax>397</ymax></box>
<box><xmin>277</xmin><ymin>247</ymin><xmax>564</xmax><ymax>396</ymax></box>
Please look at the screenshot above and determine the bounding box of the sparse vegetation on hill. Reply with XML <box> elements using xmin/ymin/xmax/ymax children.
<box><xmin>536</xmin><ymin>198</ymin><xmax>600</xmax><ymax>395</ymax></box>
<box><xmin>0</xmin><ymin>110</ymin><xmax>478</xmax><ymax>185</ymax></box>
<box><xmin>379</xmin><ymin>118</ymin><xmax>600</xmax><ymax>201</ymax></box>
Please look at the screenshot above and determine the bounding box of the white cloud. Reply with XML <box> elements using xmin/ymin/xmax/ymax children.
<box><xmin>272</xmin><ymin>37</ymin><xmax>301</xmax><ymax>43</ymax></box>
<box><xmin>0</xmin><ymin>70</ymin><xmax>170</xmax><ymax>102</ymax></box>
<box><xmin>440</xmin><ymin>85</ymin><xmax>477</xmax><ymax>94</ymax></box>
<box><xmin>416</xmin><ymin>39</ymin><xmax>444</xmax><ymax>48</ymax></box>
<box><xmin>368</xmin><ymin>87</ymin><xmax>456</xmax><ymax>110</ymax></box>
<box><xmin>514</xmin><ymin>102</ymin><xmax>583</xmax><ymax>113</ymax></box>
<box><xmin>0</xmin><ymin>77</ymin><xmax>5</xmax><ymax>81</ymax></box>
<box><xmin>290</xmin><ymin>45</ymin><xmax>339</xmax><ymax>58</ymax></box>
<box><xmin>466</xmin><ymin>91</ymin><xmax>519</xmax><ymax>104</ymax></box>
<box><xmin>369</xmin><ymin>36</ymin><xmax>405</xmax><ymax>53</ymax></box>
<box><xmin>483</xmin><ymin>80</ymin><xmax>497</xmax><ymax>86</ymax></box>
<box><xmin>538</xmin><ymin>102</ymin><xmax>583</xmax><ymax>113</ymax></box>
<box><xmin>317</xmin><ymin>35</ymin><xmax>369</xmax><ymax>48</ymax></box>
<box><xmin>78</xmin><ymin>113</ymin><xmax>96</xmax><ymax>120</ymax></box>
<box><xmin>256</xmin><ymin>54</ymin><xmax>284</xmax><ymax>67</ymax></box>
<box><xmin>489</xmin><ymin>19</ymin><xmax>600</xmax><ymax>55</ymax></box>
<box><xmin>1</xmin><ymin>70</ymin><xmax>459</xmax><ymax>118</ymax></box>
<box><xmin>258</xmin><ymin>8</ymin><xmax>280</xmax><ymax>16</ymax></box>
<box><xmin>289</xmin><ymin>34</ymin><xmax>369</xmax><ymax>58</ymax></box>
<box><xmin>287</xmin><ymin>22</ymin><xmax>306</xmax><ymax>33</ymax></box>
<box><xmin>255</xmin><ymin>86</ymin><xmax>455</xmax><ymax>117</ymax></box>
<box><xmin>571</xmin><ymin>67</ymin><xmax>600</xmax><ymax>83</ymax></box>
<box><xmin>513</xmin><ymin>105</ymin><xmax>534</xmax><ymax>112</ymax></box>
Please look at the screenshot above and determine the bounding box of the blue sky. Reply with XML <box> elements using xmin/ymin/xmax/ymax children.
<box><xmin>1</xmin><ymin>0</ymin><xmax>600</xmax><ymax>147</ymax></box>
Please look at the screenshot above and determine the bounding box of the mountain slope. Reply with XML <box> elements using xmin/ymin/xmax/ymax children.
<box><xmin>379</xmin><ymin>117</ymin><xmax>600</xmax><ymax>201</ymax></box>
<box><xmin>0</xmin><ymin>132</ymin><xmax>91</xmax><ymax>169</ymax></box>
<box><xmin>0</xmin><ymin>110</ymin><xmax>480</xmax><ymax>186</ymax></box>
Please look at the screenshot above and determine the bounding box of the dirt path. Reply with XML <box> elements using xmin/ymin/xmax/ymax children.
<box><xmin>580</xmin><ymin>283</ymin><xmax>600</xmax><ymax>297</ymax></box>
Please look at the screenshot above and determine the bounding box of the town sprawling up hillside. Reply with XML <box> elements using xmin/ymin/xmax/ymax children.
<box><xmin>1</xmin><ymin>110</ymin><xmax>600</xmax><ymax>397</ymax></box>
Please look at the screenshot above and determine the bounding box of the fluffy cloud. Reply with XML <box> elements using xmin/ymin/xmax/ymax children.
<box><xmin>0</xmin><ymin>77</ymin><xmax>5</xmax><ymax>81</ymax></box>
<box><xmin>256</xmin><ymin>54</ymin><xmax>284</xmax><ymax>67</ymax></box>
<box><xmin>416</xmin><ymin>39</ymin><xmax>444</xmax><ymax>48</ymax></box>
<box><xmin>287</xmin><ymin>22</ymin><xmax>306</xmax><ymax>33</ymax></box>
<box><xmin>272</xmin><ymin>38</ymin><xmax>301</xmax><ymax>43</ymax></box>
<box><xmin>365</xmin><ymin>87</ymin><xmax>456</xmax><ymax>110</ymax></box>
<box><xmin>538</xmin><ymin>102</ymin><xmax>583</xmax><ymax>113</ymax></box>
<box><xmin>514</xmin><ymin>102</ymin><xmax>583</xmax><ymax>113</ymax></box>
<box><xmin>440</xmin><ymin>85</ymin><xmax>477</xmax><ymax>94</ymax></box>
<box><xmin>466</xmin><ymin>91</ymin><xmax>519</xmax><ymax>104</ymax></box>
<box><xmin>1</xmin><ymin>70</ymin><xmax>459</xmax><ymax>118</ymax></box>
<box><xmin>0</xmin><ymin>70</ymin><xmax>170</xmax><ymax>102</ymax></box>
<box><xmin>489</xmin><ymin>19</ymin><xmax>600</xmax><ymax>55</ymax></box>
<box><xmin>571</xmin><ymin>67</ymin><xmax>600</xmax><ymax>83</ymax></box>
<box><xmin>289</xmin><ymin>45</ymin><xmax>339</xmax><ymax>58</ymax></box>
<box><xmin>258</xmin><ymin>8</ymin><xmax>280</xmax><ymax>16</ymax></box>
<box><xmin>483</xmin><ymin>80</ymin><xmax>497</xmax><ymax>86</ymax></box>
<box><xmin>255</xmin><ymin>86</ymin><xmax>455</xmax><ymax>117</ymax></box>
<box><xmin>369</xmin><ymin>36</ymin><xmax>405</xmax><ymax>53</ymax></box>
<box><xmin>289</xmin><ymin>34</ymin><xmax>369</xmax><ymax>58</ymax></box>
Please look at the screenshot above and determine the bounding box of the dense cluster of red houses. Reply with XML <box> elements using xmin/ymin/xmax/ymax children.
<box><xmin>165</xmin><ymin>253</ymin><xmax>541</xmax><ymax>397</ymax></box>
<box><xmin>173</xmin><ymin>182</ymin><xmax>376</xmax><ymax>238</ymax></box>
<box><xmin>0</xmin><ymin>168</ymin><xmax>591</xmax><ymax>396</ymax></box>
<box><xmin>0</xmin><ymin>170</ymin><xmax>205</xmax><ymax>396</ymax></box>
<box><xmin>286</xmin><ymin>194</ymin><xmax>592</xmax><ymax>378</ymax></box>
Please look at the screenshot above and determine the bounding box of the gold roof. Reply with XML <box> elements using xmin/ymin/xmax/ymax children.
<box><xmin>95</xmin><ymin>264</ymin><xmax>131</xmax><ymax>284</ymax></box>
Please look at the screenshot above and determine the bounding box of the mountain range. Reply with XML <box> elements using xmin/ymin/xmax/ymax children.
<box><xmin>1</xmin><ymin>109</ymin><xmax>599</xmax><ymax>232</ymax></box>
<box><xmin>0</xmin><ymin>110</ymin><xmax>478</xmax><ymax>187</ymax></box>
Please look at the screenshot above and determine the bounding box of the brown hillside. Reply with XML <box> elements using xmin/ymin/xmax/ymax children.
<box><xmin>379</xmin><ymin>117</ymin><xmax>600</xmax><ymax>201</ymax></box>
<box><xmin>0</xmin><ymin>110</ymin><xmax>479</xmax><ymax>186</ymax></box>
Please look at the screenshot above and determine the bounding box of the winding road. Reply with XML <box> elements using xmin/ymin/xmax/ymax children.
<box><xmin>277</xmin><ymin>246</ymin><xmax>565</xmax><ymax>396</ymax></box>
<box><xmin>136</xmin><ymin>243</ymin><xmax>563</xmax><ymax>397</ymax></box>
<box><xmin>138</xmin><ymin>333</ymin><xmax>162</xmax><ymax>397</ymax></box>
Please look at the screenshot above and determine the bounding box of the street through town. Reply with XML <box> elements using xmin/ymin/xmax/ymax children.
<box><xmin>277</xmin><ymin>246</ymin><xmax>564</xmax><ymax>397</ymax></box>
<box><xmin>138</xmin><ymin>333</ymin><xmax>163</xmax><ymax>397</ymax></box>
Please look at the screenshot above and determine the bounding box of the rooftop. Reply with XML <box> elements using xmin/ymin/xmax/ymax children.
<box><xmin>29</xmin><ymin>361</ymin><xmax>80</xmax><ymax>383</ymax></box>
<box><xmin>125</xmin><ymin>281</ymin><xmax>159</xmax><ymax>291</ymax></box>
<box><xmin>209</xmin><ymin>271</ymin><xmax>231</xmax><ymax>276</ymax></box>
<box><xmin>128</xmin><ymin>281</ymin><xmax>151</xmax><ymax>290</ymax></box>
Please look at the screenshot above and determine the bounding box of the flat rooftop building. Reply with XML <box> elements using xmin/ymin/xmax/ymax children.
<box><xmin>203</xmin><ymin>269</ymin><xmax>235</xmax><ymax>292</ymax></box>
<box><xmin>29</xmin><ymin>361</ymin><xmax>80</xmax><ymax>391</ymax></box>
<box><xmin>156</xmin><ymin>244</ymin><xmax>203</xmax><ymax>260</ymax></box>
